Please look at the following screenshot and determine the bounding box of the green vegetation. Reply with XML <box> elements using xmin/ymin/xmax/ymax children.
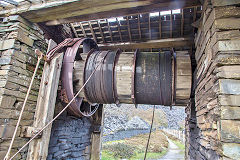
<box><xmin>161</xmin><ymin>130</ymin><xmax>185</xmax><ymax>151</ymax></box>
<box><xmin>102</xmin><ymin>130</ymin><xmax>168</xmax><ymax>160</ymax></box>
<box><xmin>102</xmin><ymin>150</ymin><xmax>168</xmax><ymax>160</ymax></box>
<box><xmin>172</xmin><ymin>140</ymin><xmax>185</xmax><ymax>150</ymax></box>
<box><xmin>103</xmin><ymin>143</ymin><xmax>136</xmax><ymax>159</ymax></box>
<box><xmin>131</xmin><ymin>150</ymin><xmax>168</xmax><ymax>160</ymax></box>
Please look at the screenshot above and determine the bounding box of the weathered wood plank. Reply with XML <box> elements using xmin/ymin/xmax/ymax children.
<box><xmin>98</xmin><ymin>38</ymin><xmax>193</xmax><ymax>50</ymax></box>
<box><xmin>27</xmin><ymin>40</ymin><xmax>63</xmax><ymax>160</ymax></box>
<box><xmin>0</xmin><ymin>0</ymin><xmax>200</xmax><ymax>24</ymax></box>
<box><xmin>90</xmin><ymin>106</ymin><xmax>104</xmax><ymax>160</ymax></box>
<box><xmin>115</xmin><ymin>52</ymin><xmax>134</xmax><ymax>104</ymax></box>
<box><xmin>175</xmin><ymin>51</ymin><xmax>192</xmax><ymax>104</ymax></box>
<box><xmin>73</xmin><ymin>53</ymin><xmax>88</xmax><ymax>99</ymax></box>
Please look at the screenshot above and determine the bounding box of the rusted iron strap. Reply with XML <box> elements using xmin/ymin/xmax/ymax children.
<box><xmin>172</xmin><ymin>49</ymin><xmax>177</xmax><ymax>105</ymax></box>
<box><xmin>84</xmin><ymin>50</ymin><xmax>101</xmax><ymax>103</ymax></box>
<box><xmin>45</xmin><ymin>38</ymin><xmax>98</xmax><ymax>62</ymax></box>
<box><xmin>84</xmin><ymin>50</ymin><xmax>119</xmax><ymax>104</ymax></box>
<box><xmin>46</xmin><ymin>38</ymin><xmax>74</xmax><ymax>62</ymax></box>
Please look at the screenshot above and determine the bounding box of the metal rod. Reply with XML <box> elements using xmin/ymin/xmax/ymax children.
<box><xmin>144</xmin><ymin>105</ymin><xmax>155</xmax><ymax>160</ymax></box>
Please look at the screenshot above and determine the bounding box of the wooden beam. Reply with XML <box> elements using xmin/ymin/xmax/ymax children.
<box><xmin>27</xmin><ymin>40</ymin><xmax>64</xmax><ymax>160</ymax></box>
<box><xmin>138</xmin><ymin>15</ymin><xmax>142</xmax><ymax>40</ymax></box>
<box><xmin>170</xmin><ymin>10</ymin><xmax>173</xmax><ymax>38</ymax></box>
<box><xmin>97</xmin><ymin>21</ymin><xmax>105</xmax><ymax>43</ymax></box>
<box><xmin>98</xmin><ymin>37</ymin><xmax>193</xmax><ymax>50</ymax></box>
<box><xmin>106</xmin><ymin>19</ymin><xmax>113</xmax><ymax>42</ymax></box>
<box><xmin>88</xmin><ymin>21</ymin><xmax>97</xmax><ymax>42</ymax></box>
<box><xmin>70</xmin><ymin>23</ymin><xmax>79</xmax><ymax>38</ymax></box>
<box><xmin>126</xmin><ymin>16</ymin><xmax>132</xmax><ymax>42</ymax></box>
<box><xmin>90</xmin><ymin>106</ymin><xmax>104</xmax><ymax>160</ymax></box>
<box><xmin>181</xmin><ymin>9</ymin><xmax>184</xmax><ymax>36</ymax></box>
<box><xmin>0</xmin><ymin>0</ymin><xmax>200</xmax><ymax>25</ymax></box>
<box><xmin>193</xmin><ymin>6</ymin><xmax>197</xmax><ymax>34</ymax></box>
<box><xmin>149</xmin><ymin>13</ymin><xmax>151</xmax><ymax>40</ymax></box>
<box><xmin>159</xmin><ymin>12</ymin><xmax>162</xmax><ymax>39</ymax></box>
<box><xmin>80</xmin><ymin>22</ymin><xmax>87</xmax><ymax>38</ymax></box>
<box><xmin>116</xmin><ymin>18</ymin><xmax>123</xmax><ymax>42</ymax></box>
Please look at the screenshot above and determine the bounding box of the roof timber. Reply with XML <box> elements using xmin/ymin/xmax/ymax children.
<box><xmin>71</xmin><ymin>6</ymin><xmax>202</xmax><ymax>44</ymax></box>
<box><xmin>0</xmin><ymin>0</ymin><xmax>200</xmax><ymax>24</ymax></box>
<box><xmin>137</xmin><ymin>15</ymin><xmax>142</xmax><ymax>40</ymax></box>
<box><xmin>126</xmin><ymin>16</ymin><xmax>132</xmax><ymax>42</ymax></box>
<box><xmin>116</xmin><ymin>18</ymin><xmax>123</xmax><ymax>42</ymax></box>
<box><xmin>98</xmin><ymin>37</ymin><xmax>193</xmax><ymax>50</ymax></box>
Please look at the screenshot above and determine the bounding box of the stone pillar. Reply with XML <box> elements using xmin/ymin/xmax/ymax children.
<box><xmin>0</xmin><ymin>16</ymin><xmax>46</xmax><ymax>159</ymax></box>
<box><xmin>186</xmin><ymin>0</ymin><xmax>240</xmax><ymax>159</ymax></box>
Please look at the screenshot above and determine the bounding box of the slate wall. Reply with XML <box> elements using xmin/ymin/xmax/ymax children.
<box><xmin>185</xmin><ymin>0</ymin><xmax>240</xmax><ymax>159</ymax></box>
<box><xmin>47</xmin><ymin>109</ymin><xmax>92</xmax><ymax>160</ymax></box>
<box><xmin>0</xmin><ymin>15</ymin><xmax>46</xmax><ymax>159</ymax></box>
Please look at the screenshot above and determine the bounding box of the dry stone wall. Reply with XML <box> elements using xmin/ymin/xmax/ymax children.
<box><xmin>47</xmin><ymin>108</ymin><xmax>92</xmax><ymax>160</ymax></box>
<box><xmin>0</xmin><ymin>15</ymin><xmax>96</xmax><ymax>160</ymax></box>
<box><xmin>186</xmin><ymin>0</ymin><xmax>240</xmax><ymax>159</ymax></box>
<box><xmin>0</xmin><ymin>15</ymin><xmax>46</xmax><ymax>159</ymax></box>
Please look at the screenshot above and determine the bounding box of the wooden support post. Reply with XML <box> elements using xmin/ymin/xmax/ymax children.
<box><xmin>149</xmin><ymin>13</ymin><xmax>151</xmax><ymax>40</ymax></box>
<box><xmin>116</xmin><ymin>18</ymin><xmax>123</xmax><ymax>42</ymax></box>
<box><xmin>90</xmin><ymin>106</ymin><xmax>104</xmax><ymax>160</ymax></box>
<box><xmin>27</xmin><ymin>40</ymin><xmax>64</xmax><ymax>160</ymax></box>
<box><xmin>106</xmin><ymin>19</ymin><xmax>113</xmax><ymax>42</ymax></box>
<box><xmin>89</xmin><ymin>21</ymin><xmax>97</xmax><ymax>42</ymax></box>
<box><xmin>181</xmin><ymin>9</ymin><xmax>184</xmax><ymax>36</ymax></box>
<box><xmin>126</xmin><ymin>16</ymin><xmax>132</xmax><ymax>42</ymax></box>
<box><xmin>170</xmin><ymin>10</ymin><xmax>173</xmax><ymax>38</ymax></box>
<box><xmin>159</xmin><ymin>12</ymin><xmax>162</xmax><ymax>39</ymax></box>
<box><xmin>138</xmin><ymin>15</ymin><xmax>142</xmax><ymax>40</ymax></box>
<box><xmin>80</xmin><ymin>22</ymin><xmax>87</xmax><ymax>38</ymax></box>
<box><xmin>193</xmin><ymin>6</ymin><xmax>197</xmax><ymax>34</ymax></box>
<box><xmin>70</xmin><ymin>23</ymin><xmax>79</xmax><ymax>38</ymax></box>
<box><xmin>97</xmin><ymin>21</ymin><xmax>105</xmax><ymax>43</ymax></box>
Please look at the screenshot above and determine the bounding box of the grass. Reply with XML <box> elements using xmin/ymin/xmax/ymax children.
<box><xmin>172</xmin><ymin>140</ymin><xmax>185</xmax><ymax>150</ymax></box>
<box><xmin>102</xmin><ymin>130</ymin><xmax>168</xmax><ymax>160</ymax></box>
<box><xmin>102</xmin><ymin>151</ymin><xmax>115</xmax><ymax>160</ymax></box>
<box><xmin>102</xmin><ymin>150</ymin><xmax>168</xmax><ymax>160</ymax></box>
<box><xmin>131</xmin><ymin>150</ymin><xmax>168</xmax><ymax>160</ymax></box>
<box><xmin>161</xmin><ymin>130</ymin><xmax>185</xmax><ymax>151</ymax></box>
